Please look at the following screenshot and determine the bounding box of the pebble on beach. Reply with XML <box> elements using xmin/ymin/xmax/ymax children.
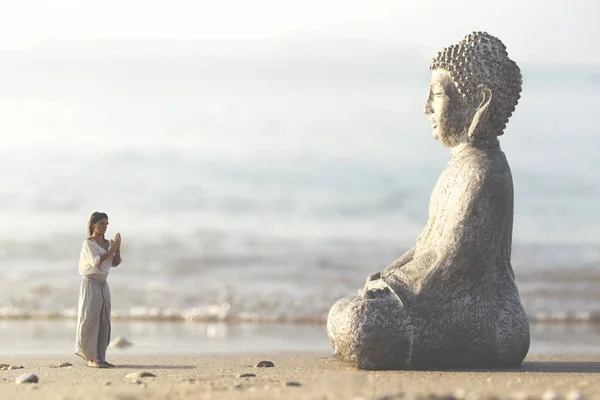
<box><xmin>110</xmin><ymin>336</ymin><xmax>134</xmax><ymax>349</ymax></box>
<box><xmin>1</xmin><ymin>364</ymin><xmax>24</xmax><ymax>371</ymax></box>
<box><xmin>126</xmin><ymin>371</ymin><xmax>156</xmax><ymax>379</ymax></box>
<box><xmin>51</xmin><ymin>362</ymin><xmax>73</xmax><ymax>368</ymax></box>
<box><xmin>15</xmin><ymin>373</ymin><xmax>39</xmax><ymax>384</ymax></box>
<box><xmin>286</xmin><ymin>381</ymin><xmax>302</xmax><ymax>387</ymax></box>
<box><xmin>256</xmin><ymin>360</ymin><xmax>275</xmax><ymax>368</ymax></box>
<box><xmin>238</xmin><ymin>373</ymin><xmax>257</xmax><ymax>378</ymax></box>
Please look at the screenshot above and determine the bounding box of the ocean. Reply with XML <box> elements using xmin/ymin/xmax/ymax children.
<box><xmin>0</xmin><ymin>41</ymin><xmax>599</xmax><ymax>355</ymax></box>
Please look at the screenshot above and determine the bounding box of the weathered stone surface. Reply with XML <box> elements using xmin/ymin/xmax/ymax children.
<box><xmin>327</xmin><ymin>31</ymin><xmax>530</xmax><ymax>370</ymax></box>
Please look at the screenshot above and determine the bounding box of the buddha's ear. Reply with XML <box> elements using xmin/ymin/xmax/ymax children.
<box><xmin>467</xmin><ymin>84</ymin><xmax>492</xmax><ymax>139</ymax></box>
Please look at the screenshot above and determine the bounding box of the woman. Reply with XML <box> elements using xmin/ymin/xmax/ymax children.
<box><xmin>75</xmin><ymin>212</ymin><xmax>122</xmax><ymax>368</ymax></box>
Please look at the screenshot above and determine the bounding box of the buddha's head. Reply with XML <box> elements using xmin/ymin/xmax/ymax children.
<box><xmin>424</xmin><ymin>32</ymin><xmax>522</xmax><ymax>148</ymax></box>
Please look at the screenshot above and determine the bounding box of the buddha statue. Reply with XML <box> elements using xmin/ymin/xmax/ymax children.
<box><xmin>326</xmin><ymin>32</ymin><xmax>530</xmax><ymax>370</ymax></box>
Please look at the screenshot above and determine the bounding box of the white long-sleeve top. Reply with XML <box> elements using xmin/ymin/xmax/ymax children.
<box><xmin>78</xmin><ymin>238</ymin><xmax>114</xmax><ymax>277</ymax></box>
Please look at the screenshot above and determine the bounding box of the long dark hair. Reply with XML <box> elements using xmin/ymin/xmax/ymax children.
<box><xmin>87</xmin><ymin>212</ymin><xmax>109</xmax><ymax>236</ymax></box>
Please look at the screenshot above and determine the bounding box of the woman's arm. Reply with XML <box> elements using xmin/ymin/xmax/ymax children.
<box><xmin>112</xmin><ymin>249</ymin><xmax>122</xmax><ymax>267</ymax></box>
<box><xmin>79</xmin><ymin>239</ymin><xmax>115</xmax><ymax>275</ymax></box>
<box><xmin>100</xmin><ymin>247</ymin><xmax>117</xmax><ymax>262</ymax></box>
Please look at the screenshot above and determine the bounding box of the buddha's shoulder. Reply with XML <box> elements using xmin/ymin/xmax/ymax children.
<box><xmin>461</xmin><ymin>145</ymin><xmax>509</xmax><ymax>169</ymax></box>
<box><xmin>460</xmin><ymin>148</ymin><xmax>512</xmax><ymax>185</ymax></box>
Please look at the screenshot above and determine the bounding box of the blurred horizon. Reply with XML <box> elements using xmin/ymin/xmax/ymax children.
<box><xmin>0</xmin><ymin>0</ymin><xmax>599</xmax><ymax>355</ymax></box>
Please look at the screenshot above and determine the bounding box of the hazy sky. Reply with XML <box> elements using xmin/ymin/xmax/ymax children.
<box><xmin>0</xmin><ymin>0</ymin><xmax>597</xmax><ymax>65</ymax></box>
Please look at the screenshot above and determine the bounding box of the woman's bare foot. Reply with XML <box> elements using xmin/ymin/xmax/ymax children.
<box><xmin>87</xmin><ymin>360</ymin><xmax>107</xmax><ymax>368</ymax></box>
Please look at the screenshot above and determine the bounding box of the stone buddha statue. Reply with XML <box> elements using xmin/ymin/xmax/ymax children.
<box><xmin>326</xmin><ymin>32</ymin><xmax>530</xmax><ymax>370</ymax></box>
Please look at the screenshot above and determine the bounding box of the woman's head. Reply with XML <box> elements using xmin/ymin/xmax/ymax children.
<box><xmin>87</xmin><ymin>212</ymin><xmax>109</xmax><ymax>236</ymax></box>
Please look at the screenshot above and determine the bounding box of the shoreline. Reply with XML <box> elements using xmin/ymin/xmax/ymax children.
<box><xmin>2</xmin><ymin>319</ymin><xmax>600</xmax><ymax>357</ymax></box>
<box><xmin>1</xmin><ymin>354</ymin><xmax>599</xmax><ymax>399</ymax></box>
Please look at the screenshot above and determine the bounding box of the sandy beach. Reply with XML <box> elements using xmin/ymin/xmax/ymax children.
<box><xmin>0</xmin><ymin>353</ymin><xmax>598</xmax><ymax>400</ymax></box>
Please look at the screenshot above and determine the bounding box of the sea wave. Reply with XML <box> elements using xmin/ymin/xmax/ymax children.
<box><xmin>2</xmin><ymin>305</ymin><xmax>600</xmax><ymax>325</ymax></box>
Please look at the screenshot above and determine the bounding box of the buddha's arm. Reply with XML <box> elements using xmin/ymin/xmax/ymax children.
<box><xmin>387</xmin><ymin>164</ymin><xmax>511</xmax><ymax>301</ymax></box>
<box><xmin>360</xmin><ymin>247</ymin><xmax>414</xmax><ymax>286</ymax></box>
<box><xmin>358</xmin><ymin>247</ymin><xmax>415</xmax><ymax>300</ymax></box>
<box><xmin>384</xmin><ymin>247</ymin><xmax>416</xmax><ymax>274</ymax></box>
<box><xmin>361</xmin><ymin>247</ymin><xmax>415</xmax><ymax>285</ymax></box>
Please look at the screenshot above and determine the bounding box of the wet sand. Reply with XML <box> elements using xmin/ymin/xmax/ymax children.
<box><xmin>1</xmin><ymin>354</ymin><xmax>599</xmax><ymax>400</ymax></box>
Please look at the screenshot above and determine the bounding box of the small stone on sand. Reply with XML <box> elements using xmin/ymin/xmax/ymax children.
<box><xmin>126</xmin><ymin>371</ymin><xmax>156</xmax><ymax>379</ymax></box>
<box><xmin>256</xmin><ymin>360</ymin><xmax>275</xmax><ymax>368</ymax></box>
<box><xmin>286</xmin><ymin>381</ymin><xmax>301</xmax><ymax>387</ymax></box>
<box><xmin>110</xmin><ymin>336</ymin><xmax>133</xmax><ymax>348</ymax></box>
<box><xmin>15</xmin><ymin>373</ymin><xmax>39</xmax><ymax>384</ymax></box>
<box><xmin>239</xmin><ymin>373</ymin><xmax>256</xmax><ymax>378</ymax></box>
<box><xmin>51</xmin><ymin>362</ymin><xmax>73</xmax><ymax>368</ymax></box>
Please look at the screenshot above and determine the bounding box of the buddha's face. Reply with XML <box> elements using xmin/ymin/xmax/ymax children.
<box><xmin>424</xmin><ymin>69</ymin><xmax>472</xmax><ymax>148</ymax></box>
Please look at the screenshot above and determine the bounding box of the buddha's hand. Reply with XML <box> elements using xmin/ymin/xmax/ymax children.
<box><xmin>358</xmin><ymin>278</ymin><xmax>390</xmax><ymax>299</ymax></box>
<box><xmin>357</xmin><ymin>272</ymin><xmax>382</xmax><ymax>297</ymax></box>
<box><xmin>366</xmin><ymin>272</ymin><xmax>381</xmax><ymax>283</ymax></box>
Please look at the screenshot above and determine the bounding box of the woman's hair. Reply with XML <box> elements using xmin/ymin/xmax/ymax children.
<box><xmin>87</xmin><ymin>212</ymin><xmax>109</xmax><ymax>236</ymax></box>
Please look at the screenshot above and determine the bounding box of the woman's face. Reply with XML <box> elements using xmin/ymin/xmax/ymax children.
<box><xmin>92</xmin><ymin>218</ymin><xmax>109</xmax><ymax>235</ymax></box>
